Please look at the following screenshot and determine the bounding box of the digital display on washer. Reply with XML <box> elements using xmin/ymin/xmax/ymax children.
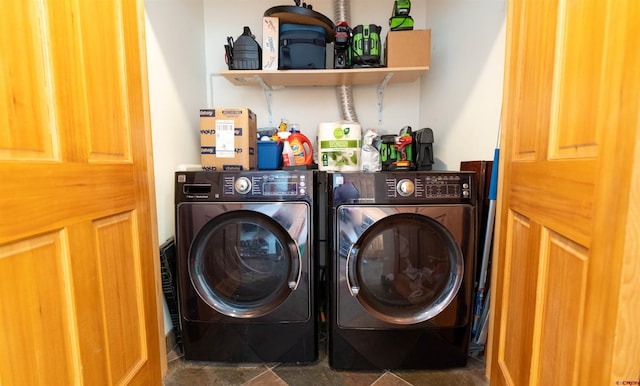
<box><xmin>262</xmin><ymin>182</ymin><xmax>298</xmax><ymax>196</ymax></box>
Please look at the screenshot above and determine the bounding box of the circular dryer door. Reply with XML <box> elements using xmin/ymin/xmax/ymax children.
<box><xmin>345</xmin><ymin>212</ymin><xmax>464</xmax><ymax>325</ymax></box>
<box><xmin>189</xmin><ymin>210</ymin><xmax>301</xmax><ymax>318</ymax></box>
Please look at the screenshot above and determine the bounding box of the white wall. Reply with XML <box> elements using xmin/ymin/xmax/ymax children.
<box><xmin>144</xmin><ymin>0</ymin><xmax>506</xmax><ymax>245</ymax></box>
<box><xmin>420</xmin><ymin>0</ymin><xmax>506</xmax><ymax>170</ymax></box>
<box><xmin>145</xmin><ymin>0</ymin><xmax>207</xmax><ymax>335</ymax></box>
<box><xmin>145</xmin><ymin>0</ymin><xmax>206</xmax><ymax>243</ymax></box>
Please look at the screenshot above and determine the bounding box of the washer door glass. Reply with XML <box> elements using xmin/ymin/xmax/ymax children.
<box><xmin>189</xmin><ymin>210</ymin><xmax>300</xmax><ymax>318</ymax></box>
<box><xmin>347</xmin><ymin>213</ymin><xmax>463</xmax><ymax>324</ymax></box>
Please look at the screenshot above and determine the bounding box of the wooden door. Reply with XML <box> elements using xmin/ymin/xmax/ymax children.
<box><xmin>488</xmin><ymin>0</ymin><xmax>640</xmax><ymax>385</ymax></box>
<box><xmin>0</xmin><ymin>1</ymin><xmax>163</xmax><ymax>385</ymax></box>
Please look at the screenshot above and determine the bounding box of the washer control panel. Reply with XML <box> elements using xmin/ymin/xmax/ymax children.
<box><xmin>224</xmin><ymin>173</ymin><xmax>307</xmax><ymax>197</ymax></box>
<box><xmin>177</xmin><ymin>171</ymin><xmax>313</xmax><ymax>201</ymax></box>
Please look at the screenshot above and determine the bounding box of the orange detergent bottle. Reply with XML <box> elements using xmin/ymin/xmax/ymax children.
<box><xmin>288</xmin><ymin>130</ymin><xmax>313</xmax><ymax>165</ymax></box>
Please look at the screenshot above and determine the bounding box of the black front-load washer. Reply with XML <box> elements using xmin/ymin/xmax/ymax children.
<box><xmin>327</xmin><ymin>171</ymin><xmax>477</xmax><ymax>370</ymax></box>
<box><xmin>175</xmin><ymin>170</ymin><xmax>317</xmax><ymax>363</ymax></box>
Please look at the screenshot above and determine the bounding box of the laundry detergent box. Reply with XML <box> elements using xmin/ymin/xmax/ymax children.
<box><xmin>262</xmin><ymin>16</ymin><xmax>279</xmax><ymax>70</ymax></box>
<box><xmin>200</xmin><ymin>108</ymin><xmax>257</xmax><ymax>170</ymax></box>
<box><xmin>317</xmin><ymin>121</ymin><xmax>362</xmax><ymax>171</ymax></box>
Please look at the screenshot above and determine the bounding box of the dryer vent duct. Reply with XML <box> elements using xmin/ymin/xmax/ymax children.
<box><xmin>334</xmin><ymin>0</ymin><xmax>359</xmax><ymax>123</ymax></box>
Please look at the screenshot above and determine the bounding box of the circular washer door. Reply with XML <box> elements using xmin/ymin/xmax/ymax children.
<box><xmin>346</xmin><ymin>212</ymin><xmax>463</xmax><ymax>325</ymax></box>
<box><xmin>189</xmin><ymin>210</ymin><xmax>301</xmax><ymax>318</ymax></box>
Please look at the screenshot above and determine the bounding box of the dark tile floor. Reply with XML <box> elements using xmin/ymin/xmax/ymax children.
<box><xmin>163</xmin><ymin>333</ymin><xmax>489</xmax><ymax>386</ymax></box>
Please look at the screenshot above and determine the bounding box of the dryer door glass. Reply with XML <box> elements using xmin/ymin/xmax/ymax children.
<box><xmin>347</xmin><ymin>212</ymin><xmax>463</xmax><ymax>325</ymax></box>
<box><xmin>189</xmin><ymin>210</ymin><xmax>300</xmax><ymax>318</ymax></box>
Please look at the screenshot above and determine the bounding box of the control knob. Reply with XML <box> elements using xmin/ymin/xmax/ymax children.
<box><xmin>396</xmin><ymin>179</ymin><xmax>415</xmax><ymax>197</ymax></box>
<box><xmin>234</xmin><ymin>177</ymin><xmax>251</xmax><ymax>194</ymax></box>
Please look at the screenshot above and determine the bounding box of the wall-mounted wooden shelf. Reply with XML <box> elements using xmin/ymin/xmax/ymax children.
<box><xmin>220</xmin><ymin>66</ymin><xmax>429</xmax><ymax>88</ymax></box>
<box><xmin>219</xmin><ymin>66</ymin><xmax>429</xmax><ymax>125</ymax></box>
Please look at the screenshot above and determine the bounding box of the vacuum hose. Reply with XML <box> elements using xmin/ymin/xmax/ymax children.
<box><xmin>334</xmin><ymin>0</ymin><xmax>359</xmax><ymax>123</ymax></box>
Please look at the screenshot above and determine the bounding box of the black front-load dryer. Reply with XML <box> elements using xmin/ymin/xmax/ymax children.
<box><xmin>175</xmin><ymin>171</ymin><xmax>317</xmax><ymax>363</ymax></box>
<box><xmin>327</xmin><ymin>171</ymin><xmax>477</xmax><ymax>370</ymax></box>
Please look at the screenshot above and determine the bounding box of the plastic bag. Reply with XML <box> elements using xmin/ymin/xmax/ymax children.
<box><xmin>360</xmin><ymin>128</ymin><xmax>382</xmax><ymax>172</ymax></box>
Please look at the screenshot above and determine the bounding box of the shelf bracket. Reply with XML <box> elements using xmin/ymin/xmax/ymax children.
<box><xmin>377</xmin><ymin>73</ymin><xmax>394</xmax><ymax>125</ymax></box>
<box><xmin>255</xmin><ymin>75</ymin><xmax>274</xmax><ymax>126</ymax></box>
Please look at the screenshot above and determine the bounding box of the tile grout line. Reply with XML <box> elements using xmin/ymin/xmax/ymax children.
<box><xmin>370</xmin><ymin>371</ymin><xmax>412</xmax><ymax>386</ymax></box>
<box><xmin>240</xmin><ymin>364</ymin><xmax>283</xmax><ymax>386</ymax></box>
<box><xmin>369</xmin><ymin>372</ymin><xmax>385</xmax><ymax>386</ymax></box>
<box><xmin>388</xmin><ymin>372</ymin><xmax>413</xmax><ymax>385</ymax></box>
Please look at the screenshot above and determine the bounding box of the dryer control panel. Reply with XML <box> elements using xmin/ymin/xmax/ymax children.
<box><xmin>329</xmin><ymin>171</ymin><xmax>475</xmax><ymax>205</ymax></box>
<box><xmin>385</xmin><ymin>174</ymin><xmax>473</xmax><ymax>200</ymax></box>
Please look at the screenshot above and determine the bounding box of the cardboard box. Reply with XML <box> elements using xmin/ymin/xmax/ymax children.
<box><xmin>384</xmin><ymin>29</ymin><xmax>431</xmax><ymax>68</ymax></box>
<box><xmin>262</xmin><ymin>17</ymin><xmax>279</xmax><ymax>70</ymax></box>
<box><xmin>200</xmin><ymin>108</ymin><xmax>257</xmax><ymax>171</ymax></box>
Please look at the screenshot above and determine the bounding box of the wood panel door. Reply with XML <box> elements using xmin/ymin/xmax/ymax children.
<box><xmin>0</xmin><ymin>1</ymin><xmax>162</xmax><ymax>385</ymax></box>
<box><xmin>488</xmin><ymin>0</ymin><xmax>640</xmax><ymax>385</ymax></box>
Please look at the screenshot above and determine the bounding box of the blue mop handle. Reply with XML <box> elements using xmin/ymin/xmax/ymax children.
<box><xmin>488</xmin><ymin>148</ymin><xmax>500</xmax><ymax>201</ymax></box>
<box><xmin>478</xmin><ymin>148</ymin><xmax>499</xmax><ymax>289</ymax></box>
<box><xmin>472</xmin><ymin>148</ymin><xmax>500</xmax><ymax>336</ymax></box>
